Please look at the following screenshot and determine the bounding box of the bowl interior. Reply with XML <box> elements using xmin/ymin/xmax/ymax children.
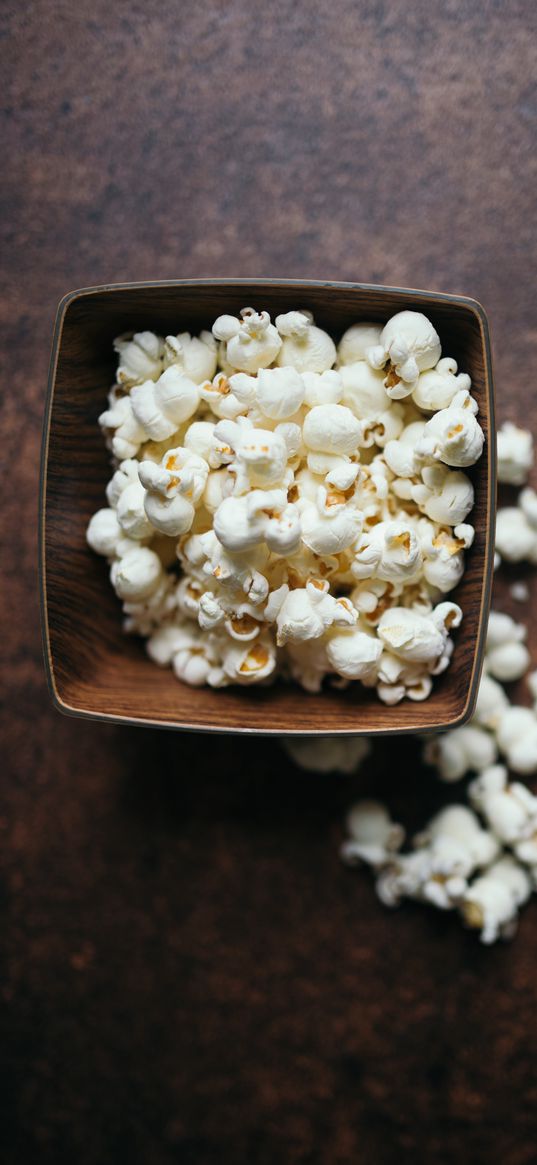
<box><xmin>41</xmin><ymin>281</ymin><xmax>495</xmax><ymax>734</ymax></box>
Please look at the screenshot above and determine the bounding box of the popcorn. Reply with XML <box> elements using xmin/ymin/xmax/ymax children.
<box><xmin>302</xmin><ymin>403</ymin><xmax>362</xmax><ymax>455</ymax></box>
<box><xmin>86</xmin><ymin>508</ymin><xmax>126</xmax><ymax>558</ymax></box>
<box><xmin>99</xmin><ymin>392</ymin><xmax>147</xmax><ymax>460</ymax></box>
<box><xmin>114</xmin><ymin>331</ymin><xmax>164</xmax><ymax>387</ymax></box>
<box><xmin>497</xmin><ymin>421</ymin><xmax>533</xmax><ymax>485</ymax></box>
<box><xmin>276</xmin><ymin>311</ymin><xmax>336</xmax><ymax>373</ymax></box>
<box><xmin>214</xmin><ymin>418</ymin><xmax>289</xmax><ymax>490</ymax></box>
<box><xmin>414</xmin><ymin>401</ymin><xmax>484</xmax><ymax>468</ymax></box>
<box><xmin>130</xmin><ymin>366</ymin><xmax>199</xmax><ymax>439</ymax></box>
<box><xmin>214</xmin><ymin>489</ymin><xmax>301</xmax><ymax>554</ymax></box>
<box><xmin>274</xmin><ymin>580</ymin><xmax>357</xmax><ymax>646</ymax></box>
<box><xmin>468</xmin><ymin>765</ymin><xmax>537</xmax><ymax>854</ymax></box>
<box><xmin>411</xmin><ymin>357</ymin><xmax>471</xmax><ymax>412</ymax></box>
<box><xmin>255</xmin><ymin>366</ymin><xmax>305</xmax><ymax>419</ymax></box>
<box><xmin>367</xmin><ymin>311</ymin><xmax>441</xmax><ymax>398</ymax></box>
<box><xmin>89</xmin><ymin>306</ymin><xmax>483</xmax><ymax>700</ymax></box>
<box><xmin>460</xmin><ymin>857</ymin><xmax>532</xmax><ymax>944</ymax></box>
<box><xmin>485</xmin><ymin>609</ymin><xmax>530</xmax><ymax>682</ymax></box>
<box><xmin>352</xmin><ymin>520</ymin><xmax>423</xmax><ymax>585</ymax></box>
<box><xmin>337</xmin><ymin>322</ymin><xmax>383</xmax><ymax>366</ymax></box>
<box><xmin>412</xmin><ymin>464</ymin><xmax>474</xmax><ymax>526</ymax></box>
<box><xmin>377</xmin><ymin>602</ymin><xmax>461</xmax><ymax>666</ymax></box>
<box><xmin>199</xmin><ymin>372</ymin><xmax>246</xmax><ymax>419</ymax></box>
<box><xmin>341</xmin><ymin>801</ymin><xmax>404</xmax><ymax>867</ymax></box>
<box><xmin>339</xmin><ymin>360</ymin><xmax>390</xmax><ymax>420</ymax></box>
<box><xmin>139</xmin><ymin>448</ymin><xmax>208</xmax><ymax>536</ymax></box>
<box><xmin>299</xmin><ymin>499</ymin><xmax>362</xmax><ymax>555</ymax></box>
<box><xmin>495</xmin><ymin>489</ymin><xmax>537</xmax><ymax>564</ymax></box>
<box><xmin>423</xmin><ymin>723</ymin><xmax>498</xmax><ymax>782</ymax></box>
<box><xmin>325</xmin><ymin>624</ymin><xmax>383</xmax><ymax>681</ymax></box>
<box><xmin>110</xmin><ymin>546</ymin><xmax>163</xmax><ymax>601</ymax></box>
<box><xmin>162</xmin><ymin>331</ymin><xmax>217</xmax><ymax>384</ymax></box>
<box><xmin>495</xmin><ymin>706</ymin><xmax>537</xmax><ymax>775</ymax></box>
<box><xmin>213</xmin><ymin>308</ymin><xmax>282</xmax><ymax>373</ymax></box>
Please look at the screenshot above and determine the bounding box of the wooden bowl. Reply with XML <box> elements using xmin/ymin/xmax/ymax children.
<box><xmin>39</xmin><ymin>280</ymin><xmax>496</xmax><ymax>736</ymax></box>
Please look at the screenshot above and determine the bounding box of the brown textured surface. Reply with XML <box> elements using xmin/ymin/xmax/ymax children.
<box><xmin>42</xmin><ymin>281</ymin><xmax>494</xmax><ymax>735</ymax></box>
<box><xmin>2</xmin><ymin>1</ymin><xmax>537</xmax><ymax>1162</ymax></box>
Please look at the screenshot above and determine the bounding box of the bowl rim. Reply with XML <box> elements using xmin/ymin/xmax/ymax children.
<box><xmin>39</xmin><ymin>278</ymin><xmax>496</xmax><ymax>735</ymax></box>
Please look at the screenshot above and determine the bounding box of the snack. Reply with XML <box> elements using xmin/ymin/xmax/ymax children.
<box><xmin>88</xmin><ymin>308</ymin><xmax>485</xmax><ymax>703</ymax></box>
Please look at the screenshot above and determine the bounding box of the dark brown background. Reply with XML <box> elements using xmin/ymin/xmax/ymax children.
<box><xmin>2</xmin><ymin>2</ymin><xmax>537</xmax><ymax>1162</ymax></box>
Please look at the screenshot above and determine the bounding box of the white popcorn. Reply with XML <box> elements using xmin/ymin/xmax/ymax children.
<box><xmin>485</xmin><ymin>610</ymin><xmax>530</xmax><ymax>682</ymax></box>
<box><xmin>255</xmin><ymin>366</ymin><xmax>305</xmax><ymax>419</ymax></box>
<box><xmin>325</xmin><ymin>624</ymin><xmax>382</xmax><ymax>681</ymax></box>
<box><xmin>86</xmin><ymin>508</ymin><xmax>124</xmax><ymax>557</ymax></box>
<box><xmin>468</xmin><ymin>765</ymin><xmax>537</xmax><ymax>855</ymax></box>
<box><xmin>283</xmin><ymin>737</ymin><xmax>371</xmax><ymax>774</ymax></box>
<box><xmin>162</xmin><ymin>331</ymin><xmax>217</xmax><ymax>384</ymax></box>
<box><xmin>423</xmin><ymin>724</ymin><xmax>497</xmax><ymax>782</ymax></box>
<box><xmin>412</xmin><ymin>464</ymin><xmax>474</xmax><ymax>526</ymax></box>
<box><xmin>114</xmin><ymin>331</ymin><xmax>163</xmax><ymax>387</ymax></box>
<box><xmin>276</xmin><ymin>312</ymin><xmax>336</xmax><ymax>373</ymax></box>
<box><xmin>302</xmin><ymin>370</ymin><xmax>343</xmax><ymax>407</ymax></box>
<box><xmin>420</xmin><ymin>524</ymin><xmax>465</xmax><ymax>594</ymax></box>
<box><xmin>473</xmin><ymin>672</ymin><xmax>509</xmax><ymax>729</ymax></box>
<box><xmin>147</xmin><ymin>623</ymin><xmax>190</xmax><ymax>667</ymax></box>
<box><xmin>221</xmin><ymin>635</ymin><xmax>277</xmax><ymax>684</ymax></box>
<box><xmin>214</xmin><ymin>489</ymin><xmax>300</xmax><ymax>555</ymax></box>
<box><xmin>99</xmin><ymin>392</ymin><xmax>147</xmax><ymax>460</ymax></box>
<box><xmin>116</xmin><ymin>480</ymin><xmax>155</xmax><ymax>540</ymax></box>
<box><xmin>337</xmin><ymin>322</ymin><xmax>383</xmax><ymax>367</ymax></box>
<box><xmin>414</xmin><ymin>403</ymin><xmax>484</xmax><ymax>468</ymax></box>
<box><xmin>377</xmin><ymin>602</ymin><xmax>461</xmax><ymax>666</ymax></box>
<box><xmin>214</xmin><ymin>417</ymin><xmax>289</xmax><ymax>490</ymax></box>
<box><xmin>415</xmin><ymin>805</ymin><xmax>499</xmax><ymax>871</ymax></box>
<box><xmin>300</xmin><ymin>500</ymin><xmax>362</xmax><ymax>555</ymax></box>
<box><xmin>199</xmin><ymin>372</ymin><xmax>246</xmax><ymax>419</ymax></box>
<box><xmin>110</xmin><ymin>546</ymin><xmax>163</xmax><ymax>601</ymax></box>
<box><xmin>339</xmin><ymin>361</ymin><xmax>390</xmax><ymax>420</ymax></box>
<box><xmin>495</xmin><ymin>706</ymin><xmax>537</xmax><ymax>775</ymax></box>
<box><xmin>341</xmin><ymin>800</ymin><xmax>404</xmax><ymax>867</ymax></box>
<box><xmin>497</xmin><ymin>421</ymin><xmax>533</xmax><ymax>485</ymax></box>
<box><xmin>275</xmin><ymin>580</ymin><xmax>356</xmax><ymax>646</ymax></box>
<box><xmin>214</xmin><ymin>308</ymin><xmax>282</xmax><ymax>373</ymax></box>
<box><xmin>131</xmin><ymin>366</ymin><xmax>199</xmax><ymax>440</ymax></box>
<box><xmin>352</xmin><ymin>520</ymin><xmax>422</xmax><ymax>585</ymax></box>
<box><xmin>495</xmin><ymin>506</ymin><xmax>537</xmax><ymax>564</ymax></box>
<box><xmin>384</xmin><ymin>421</ymin><xmax>426</xmax><ymax>477</ymax></box>
<box><xmin>461</xmin><ymin>856</ymin><xmax>532</xmax><ymax>944</ymax></box>
<box><xmin>302</xmin><ymin>403</ymin><xmax>361</xmax><ymax>455</ymax></box>
<box><xmin>139</xmin><ymin>448</ymin><xmax>208</xmax><ymax>537</ymax></box>
<box><xmin>367</xmin><ymin>311</ymin><xmax>441</xmax><ymax>398</ymax></box>
<box><xmin>411</xmin><ymin>357</ymin><xmax>471</xmax><ymax>412</ymax></box>
<box><xmin>284</xmin><ymin>636</ymin><xmax>332</xmax><ymax>693</ymax></box>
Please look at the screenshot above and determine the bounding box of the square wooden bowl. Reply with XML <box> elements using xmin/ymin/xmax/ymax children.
<box><xmin>40</xmin><ymin>280</ymin><xmax>496</xmax><ymax>736</ymax></box>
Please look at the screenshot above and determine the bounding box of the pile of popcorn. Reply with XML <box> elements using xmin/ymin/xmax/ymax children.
<box><xmin>87</xmin><ymin>307</ymin><xmax>485</xmax><ymax>702</ymax></box>
<box><xmin>285</xmin><ymin>420</ymin><xmax>537</xmax><ymax>944</ymax></box>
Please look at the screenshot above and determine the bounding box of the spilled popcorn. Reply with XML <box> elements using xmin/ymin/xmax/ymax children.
<box><xmin>283</xmin><ymin>420</ymin><xmax>537</xmax><ymax>944</ymax></box>
<box><xmin>88</xmin><ymin>308</ymin><xmax>485</xmax><ymax>701</ymax></box>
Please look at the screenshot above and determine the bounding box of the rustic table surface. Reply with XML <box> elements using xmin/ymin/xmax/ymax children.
<box><xmin>2</xmin><ymin>2</ymin><xmax>537</xmax><ymax>1162</ymax></box>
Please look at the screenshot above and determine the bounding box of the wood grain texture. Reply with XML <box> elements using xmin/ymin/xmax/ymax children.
<box><xmin>2</xmin><ymin>1</ymin><xmax>537</xmax><ymax>1162</ymax></box>
<box><xmin>41</xmin><ymin>280</ymin><xmax>495</xmax><ymax>734</ymax></box>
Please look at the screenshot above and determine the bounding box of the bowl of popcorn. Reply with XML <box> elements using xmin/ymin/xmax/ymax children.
<box><xmin>40</xmin><ymin>280</ymin><xmax>495</xmax><ymax>734</ymax></box>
